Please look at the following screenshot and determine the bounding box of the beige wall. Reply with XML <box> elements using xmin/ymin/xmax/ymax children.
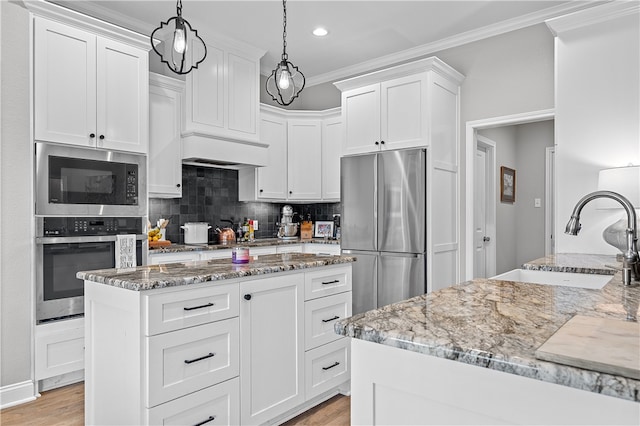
<box><xmin>1</xmin><ymin>0</ymin><xmax>33</xmax><ymax>394</ymax></box>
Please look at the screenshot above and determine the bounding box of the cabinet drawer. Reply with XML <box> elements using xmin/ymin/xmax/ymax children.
<box><xmin>200</xmin><ymin>250</ymin><xmax>232</xmax><ymax>260</ymax></box>
<box><xmin>305</xmin><ymin>292</ymin><xmax>352</xmax><ymax>350</ymax></box>
<box><xmin>147</xmin><ymin>318</ymin><xmax>239</xmax><ymax>407</ymax></box>
<box><xmin>35</xmin><ymin>318</ymin><xmax>84</xmax><ymax>380</ymax></box>
<box><xmin>305</xmin><ymin>338</ymin><xmax>350</xmax><ymax>400</ymax></box>
<box><xmin>276</xmin><ymin>244</ymin><xmax>303</xmax><ymax>254</ymax></box>
<box><xmin>149</xmin><ymin>252</ymin><xmax>200</xmax><ymax>265</ymax></box>
<box><xmin>303</xmin><ymin>243</ymin><xmax>341</xmax><ymax>256</ymax></box>
<box><xmin>147</xmin><ymin>377</ymin><xmax>239</xmax><ymax>426</ymax></box>
<box><xmin>145</xmin><ymin>282</ymin><xmax>238</xmax><ymax>336</ymax></box>
<box><xmin>304</xmin><ymin>265</ymin><xmax>352</xmax><ymax>300</ymax></box>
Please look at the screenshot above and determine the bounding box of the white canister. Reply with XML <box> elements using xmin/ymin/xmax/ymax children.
<box><xmin>180</xmin><ymin>222</ymin><xmax>211</xmax><ymax>245</ymax></box>
<box><xmin>232</xmin><ymin>247</ymin><xmax>250</xmax><ymax>264</ymax></box>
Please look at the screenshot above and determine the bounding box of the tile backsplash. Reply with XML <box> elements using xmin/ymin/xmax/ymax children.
<box><xmin>150</xmin><ymin>165</ymin><xmax>340</xmax><ymax>244</ymax></box>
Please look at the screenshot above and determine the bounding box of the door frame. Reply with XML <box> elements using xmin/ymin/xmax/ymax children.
<box><xmin>464</xmin><ymin>109</ymin><xmax>555</xmax><ymax>281</ymax></box>
<box><xmin>475</xmin><ymin>136</ymin><xmax>497</xmax><ymax>278</ymax></box>
<box><xmin>545</xmin><ymin>146</ymin><xmax>556</xmax><ymax>256</ymax></box>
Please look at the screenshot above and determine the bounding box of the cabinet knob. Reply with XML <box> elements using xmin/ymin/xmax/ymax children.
<box><xmin>259</xmin><ymin>189</ymin><xmax>264</xmax><ymax>193</ymax></box>
<box><xmin>289</xmin><ymin>191</ymin><xmax>293</xmax><ymax>195</ymax></box>
<box><xmin>244</xmin><ymin>294</ymin><xmax>252</xmax><ymax>301</ymax></box>
<box><xmin>99</xmin><ymin>135</ymin><xmax>105</xmax><ymax>140</ymax></box>
<box><xmin>380</xmin><ymin>140</ymin><xmax>385</xmax><ymax>145</ymax></box>
<box><xmin>89</xmin><ymin>133</ymin><xmax>95</xmax><ymax>138</ymax></box>
<box><xmin>374</xmin><ymin>141</ymin><xmax>379</xmax><ymax>145</ymax></box>
<box><xmin>176</xmin><ymin>183</ymin><xmax>181</xmax><ymax>188</ymax></box>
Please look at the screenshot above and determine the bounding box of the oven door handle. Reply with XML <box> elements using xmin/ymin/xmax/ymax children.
<box><xmin>36</xmin><ymin>234</ymin><xmax>147</xmax><ymax>244</ymax></box>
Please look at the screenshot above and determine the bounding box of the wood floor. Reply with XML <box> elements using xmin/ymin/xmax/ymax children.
<box><xmin>0</xmin><ymin>382</ymin><xmax>350</xmax><ymax>425</ymax></box>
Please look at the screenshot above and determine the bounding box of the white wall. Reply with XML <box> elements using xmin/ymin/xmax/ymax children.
<box><xmin>550</xmin><ymin>3</ymin><xmax>640</xmax><ymax>255</ymax></box>
<box><xmin>1</xmin><ymin>0</ymin><xmax>34</xmax><ymax>399</ymax></box>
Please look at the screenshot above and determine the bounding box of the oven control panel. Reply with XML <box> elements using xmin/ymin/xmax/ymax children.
<box><xmin>42</xmin><ymin>217</ymin><xmax>142</xmax><ymax>236</ymax></box>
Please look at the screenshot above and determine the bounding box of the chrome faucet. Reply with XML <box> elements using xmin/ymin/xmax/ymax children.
<box><xmin>565</xmin><ymin>191</ymin><xmax>639</xmax><ymax>286</ymax></box>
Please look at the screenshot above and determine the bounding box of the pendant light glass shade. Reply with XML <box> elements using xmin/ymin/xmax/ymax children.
<box><xmin>266</xmin><ymin>0</ymin><xmax>305</xmax><ymax>106</ymax></box>
<box><xmin>151</xmin><ymin>0</ymin><xmax>206</xmax><ymax>75</ymax></box>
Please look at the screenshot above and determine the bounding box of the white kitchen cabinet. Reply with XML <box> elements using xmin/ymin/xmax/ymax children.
<box><xmin>239</xmin><ymin>274</ymin><xmax>305</xmax><ymax>425</ymax></box>
<box><xmin>239</xmin><ymin>107</ymin><xmax>341</xmax><ymax>202</ymax></box>
<box><xmin>148</xmin><ymin>74</ymin><xmax>184</xmax><ymax>198</ymax></box>
<box><xmin>276</xmin><ymin>244</ymin><xmax>303</xmax><ymax>254</ymax></box>
<box><xmin>304</xmin><ymin>291</ymin><xmax>351</xmax><ymax>350</ymax></box>
<box><xmin>34</xmin><ymin>17</ymin><xmax>148</xmax><ymax>154</ymax></box>
<box><xmin>183</xmin><ymin>39</ymin><xmax>263</xmax><ymax>144</ymax></box>
<box><xmin>238</xmin><ymin>109</ymin><xmax>288</xmax><ymax>200</ymax></box>
<box><xmin>303</xmin><ymin>243</ymin><xmax>341</xmax><ymax>256</ymax></box>
<box><xmin>287</xmin><ymin>120</ymin><xmax>323</xmax><ymax>200</ymax></box>
<box><xmin>148</xmin><ymin>251</ymin><xmax>199</xmax><ymax>265</ymax></box>
<box><xmin>335</xmin><ymin>57</ymin><xmax>463</xmax><ymax>156</ymax></box>
<box><xmin>35</xmin><ymin>317</ymin><xmax>84</xmax><ymax>381</ymax></box>
<box><xmin>305</xmin><ymin>338</ymin><xmax>350</xmax><ymax>401</ymax></box>
<box><xmin>321</xmin><ymin>117</ymin><xmax>342</xmax><ymax>200</ymax></box>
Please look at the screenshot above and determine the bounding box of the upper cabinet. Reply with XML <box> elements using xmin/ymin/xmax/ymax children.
<box><xmin>183</xmin><ymin>38</ymin><xmax>263</xmax><ymax>143</ymax></box>
<box><xmin>34</xmin><ymin>17</ymin><xmax>148</xmax><ymax>154</ymax></box>
<box><xmin>148</xmin><ymin>74</ymin><xmax>184</xmax><ymax>198</ymax></box>
<box><xmin>238</xmin><ymin>106</ymin><xmax>341</xmax><ymax>203</ymax></box>
<box><xmin>335</xmin><ymin>58</ymin><xmax>464</xmax><ymax>156</ymax></box>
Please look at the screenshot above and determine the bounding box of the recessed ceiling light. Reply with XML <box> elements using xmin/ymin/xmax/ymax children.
<box><xmin>313</xmin><ymin>27</ymin><xmax>328</xmax><ymax>37</ymax></box>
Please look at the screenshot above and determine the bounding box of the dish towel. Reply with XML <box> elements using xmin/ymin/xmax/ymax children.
<box><xmin>115</xmin><ymin>234</ymin><xmax>137</xmax><ymax>269</ymax></box>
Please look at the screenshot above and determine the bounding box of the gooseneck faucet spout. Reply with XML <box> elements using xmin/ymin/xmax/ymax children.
<box><xmin>565</xmin><ymin>191</ymin><xmax>639</xmax><ymax>285</ymax></box>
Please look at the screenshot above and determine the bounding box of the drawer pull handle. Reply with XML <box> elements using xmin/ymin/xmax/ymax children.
<box><xmin>193</xmin><ymin>415</ymin><xmax>216</xmax><ymax>426</ymax></box>
<box><xmin>183</xmin><ymin>302</ymin><xmax>214</xmax><ymax>311</ymax></box>
<box><xmin>321</xmin><ymin>279</ymin><xmax>339</xmax><ymax>285</ymax></box>
<box><xmin>322</xmin><ymin>315</ymin><xmax>340</xmax><ymax>323</ymax></box>
<box><xmin>184</xmin><ymin>352</ymin><xmax>215</xmax><ymax>364</ymax></box>
<box><xmin>322</xmin><ymin>361</ymin><xmax>340</xmax><ymax>371</ymax></box>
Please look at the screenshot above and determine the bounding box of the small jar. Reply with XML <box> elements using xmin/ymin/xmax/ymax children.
<box><xmin>232</xmin><ymin>247</ymin><xmax>250</xmax><ymax>264</ymax></box>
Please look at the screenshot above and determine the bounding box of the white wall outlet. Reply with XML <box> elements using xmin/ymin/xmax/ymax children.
<box><xmin>253</xmin><ymin>220</ymin><xmax>259</xmax><ymax>230</ymax></box>
<box><xmin>534</xmin><ymin>198</ymin><xmax>541</xmax><ymax>208</ymax></box>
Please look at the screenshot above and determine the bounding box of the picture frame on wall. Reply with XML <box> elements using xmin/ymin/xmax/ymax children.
<box><xmin>314</xmin><ymin>221</ymin><xmax>334</xmax><ymax>238</ymax></box>
<box><xmin>500</xmin><ymin>166</ymin><xmax>516</xmax><ymax>203</ymax></box>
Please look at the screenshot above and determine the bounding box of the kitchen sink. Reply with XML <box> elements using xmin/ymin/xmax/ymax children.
<box><xmin>491</xmin><ymin>269</ymin><xmax>612</xmax><ymax>289</ymax></box>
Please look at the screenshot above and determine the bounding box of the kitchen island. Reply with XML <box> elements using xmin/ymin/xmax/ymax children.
<box><xmin>78</xmin><ymin>253</ymin><xmax>354</xmax><ymax>425</ymax></box>
<box><xmin>335</xmin><ymin>254</ymin><xmax>640</xmax><ymax>425</ymax></box>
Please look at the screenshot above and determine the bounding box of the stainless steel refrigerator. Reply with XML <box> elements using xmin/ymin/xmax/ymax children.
<box><xmin>341</xmin><ymin>148</ymin><xmax>427</xmax><ymax>315</ymax></box>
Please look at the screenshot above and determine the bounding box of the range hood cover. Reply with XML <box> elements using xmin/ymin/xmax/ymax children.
<box><xmin>181</xmin><ymin>133</ymin><xmax>269</xmax><ymax>169</ymax></box>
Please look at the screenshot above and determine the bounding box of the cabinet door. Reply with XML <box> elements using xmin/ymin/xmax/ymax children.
<box><xmin>380</xmin><ymin>73</ymin><xmax>428</xmax><ymax>150</ymax></box>
<box><xmin>287</xmin><ymin>120</ymin><xmax>322</xmax><ymax>200</ymax></box>
<box><xmin>96</xmin><ymin>38</ymin><xmax>148</xmax><ymax>153</ymax></box>
<box><xmin>240</xmin><ymin>274</ymin><xmax>304</xmax><ymax>425</ymax></box>
<box><xmin>34</xmin><ymin>18</ymin><xmax>97</xmax><ymax>147</ymax></box>
<box><xmin>227</xmin><ymin>52</ymin><xmax>258</xmax><ymax>140</ymax></box>
<box><xmin>148</xmin><ymin>252</ymin><xmax>199</xmax><ymax>265</ymax></box>
<box><xmin>341</xmin><ymin>84</ymin><xmax>380</xmax><ymax>155</ymax></box>
<box><xmin>256</xmin><ymin>114</ymin><xmax>288</xmax><ymax>199</ymax></box>
<box><xmin>321</xmin><ymin>117</ymin><xmax>342</xmax><ymax>200</ymax></box>
<box><xmin>185</xmin><ymin>43</ymin><xmax>225</xmax><ymax>133</ymax></box>
<box><xmin>149</xmin><ymin>81</ymin><xmax>182</xmax><ymax>197</ymax></box>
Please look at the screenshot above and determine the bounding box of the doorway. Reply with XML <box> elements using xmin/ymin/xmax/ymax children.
<box><xmin>464</xmin><ymin>109</ymin><xmax>555</xmax><ymax>281</ymax></box>
<box><xmin>473</xmin><ymin>137</ymin><xmax>496</xmax><ymax>278</ymax></box>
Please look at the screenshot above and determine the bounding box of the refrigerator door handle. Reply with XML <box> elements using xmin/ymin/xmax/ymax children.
<box><xmin>373</xmin><ymin>155</ymin><xmax>378</xmax><ymax>250</ymax></box>
<box><xmin>379</xmin><ymin>252</ymin><xmax>424</xmax><ymax>259</ymax></box>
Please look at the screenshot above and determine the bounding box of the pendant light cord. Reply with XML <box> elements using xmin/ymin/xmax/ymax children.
<box><xmin>281</xmin><ymin>0</ymin><xmax>288</xmax><ymax>61</ymax></box>
<box><xmin>176</xmin><ymin>0</ymin><xmax>182</xmax><ymax>17</ymax></box>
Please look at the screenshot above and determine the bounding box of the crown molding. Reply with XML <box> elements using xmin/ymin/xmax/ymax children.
<box><xmin>260</xmin><ymin>103</ymin><xmax>340</xmax><ymax>119</ymax></box>
<box><xmin>546</xmin><ymin>0</ymin><xmax>639</xmax><ymax>36</ymax></box>
<box><xmin>305</xmin><ymin>0</ymin><xmax>607</xmax><ymax>87</ymax></box>
<box><xmin>25</xmin><ymin>0</ymin><xmax>149</xmax><ymax>48</ymax></box>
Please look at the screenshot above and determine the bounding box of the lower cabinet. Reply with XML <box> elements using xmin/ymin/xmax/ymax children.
<box><xmin>35</xmin><ymin>317</ymin><xmax>84</xmax><ymax>381</ymax></box>
<box><xmin>240</xmin><ymin>274</ymin><xmax>305</xmax><ymax>425</ymax></box>
<box><xmin>84</xmin><ymin>264</ymin><xmax>351</xmax><ymax>425</ymax></box>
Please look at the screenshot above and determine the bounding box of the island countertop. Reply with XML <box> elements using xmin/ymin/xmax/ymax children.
<box><xmin>335</xmin><ymin>254</ymin><xmax>640</xmax><ymax>402</ymax></box>
<box><xmin>77</xmin><ymin>253</ymin><xmax>355</xmax><ymax>291</ymax></box>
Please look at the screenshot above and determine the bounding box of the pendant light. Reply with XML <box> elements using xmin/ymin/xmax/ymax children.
<box><xmin>150</xmin><ymin>0</ymin><xmax>207</xmax><ymax>75</ymax></box>
<box><xmin>266</xmin><ymin>0</ymin><xmax>306</xmax><ymax>106</ymax></box>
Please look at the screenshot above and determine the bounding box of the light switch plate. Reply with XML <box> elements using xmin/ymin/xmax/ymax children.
<box><xmin>534</xmin><ymin>198</ymin><xmax>541</xmax><ymax>208</ymax></box>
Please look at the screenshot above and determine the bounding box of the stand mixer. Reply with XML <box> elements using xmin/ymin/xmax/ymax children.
<box><xmin>277</xmin><ymin>205</ymin><xmax>299</xmax><ymax>239</ymax></box>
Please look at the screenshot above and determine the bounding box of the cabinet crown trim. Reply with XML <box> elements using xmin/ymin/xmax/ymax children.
<box><xmin>149</xmin><ymin>73</ymin><xmax>185</xmax><ymax>91</ymax></box>
<box><xmin>27</xmin><ymin>1</ymin><xmax>150</xmax><ymax>49</ymax></box>
<box><xmin>333</xmin><ymin>57</ymin><xmax>464</xmax><ymax>92</ymax></box>
<box><xmin>260</xmin><ymin>104</ymin><xmax>341</xmax><ymax>120</ymax></box>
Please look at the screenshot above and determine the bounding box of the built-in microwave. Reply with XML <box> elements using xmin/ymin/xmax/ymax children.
<box><xmin>35</xmin><ymin>142</ymin><xmax>147</xmax><ymax>216</ymax></box>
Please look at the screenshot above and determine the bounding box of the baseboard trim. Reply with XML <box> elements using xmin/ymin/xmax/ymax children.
<box><xmin>0</xmin><ymin>380</ymin><xmax>38</xmax><ymax>409</ymax></box>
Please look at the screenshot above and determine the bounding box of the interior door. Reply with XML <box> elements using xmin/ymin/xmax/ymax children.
<box><xmin>474</xmin><ymin>148</ymin><xmax>488</xmax><ymax>278</ymax></box>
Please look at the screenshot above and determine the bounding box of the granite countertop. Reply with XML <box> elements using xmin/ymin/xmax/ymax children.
<box><xmin>335</xmin><ymin>253</ymin><xmax>640</xmax><ymax>402</ymax></box>
<box><xmin>149</xmin><ymin>237</ymin><xmax>340</xmax><ymax>254</ymax></box>
<box><xmin>77</xmin><ymin>253</ymin><xmax>355</xmax><ymax>291</ymax></box>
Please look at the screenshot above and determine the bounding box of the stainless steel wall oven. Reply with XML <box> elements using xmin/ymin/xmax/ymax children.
<box><xmin>35</xmin><ymin>216</ymin><xmax>146</xmax><ymax>323</ymax></box>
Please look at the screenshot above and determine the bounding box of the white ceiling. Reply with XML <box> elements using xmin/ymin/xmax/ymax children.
<box><xmin>49</xmin><ymin>1</ymin><xmax>602</xmax><ymax>86</ymax></box>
